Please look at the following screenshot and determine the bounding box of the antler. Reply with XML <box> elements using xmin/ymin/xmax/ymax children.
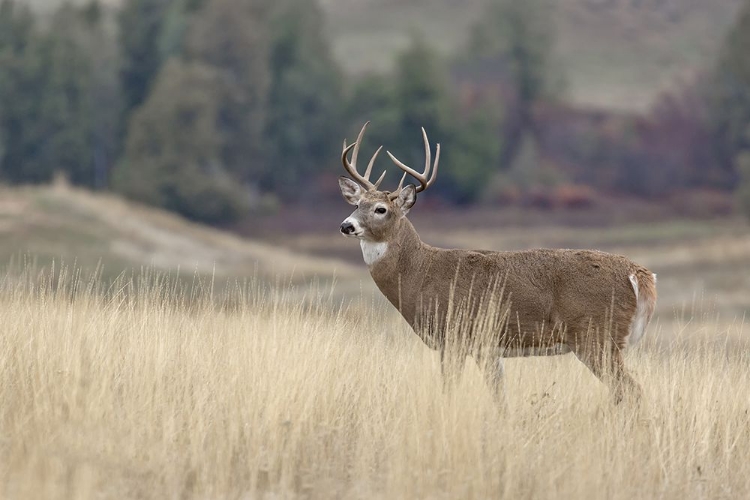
<box><xmin>341</xmin><ymin>121</ymin><xmax>386</xmax><ymax>191</ymax></box>
<box><xmin>386</xmin><ymin>127</ymin><xmax>440</xmax><ymax>200</ymax></box>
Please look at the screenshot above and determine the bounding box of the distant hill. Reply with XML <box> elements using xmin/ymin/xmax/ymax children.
<box><xmin>0</xmin><ymin>183</ymin><xmax>360</xmax><ymax>285</ymax></box>
<box><xmin>22</xmin><ymin>0</ymin><xmax>744</xmax><ymax>110</ymax></box>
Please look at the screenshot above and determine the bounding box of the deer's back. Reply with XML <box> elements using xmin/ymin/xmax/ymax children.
<box><xmin>417</xmin><ymin>247</ymin><xmax>654</xmax><ymax>349</ymax></box>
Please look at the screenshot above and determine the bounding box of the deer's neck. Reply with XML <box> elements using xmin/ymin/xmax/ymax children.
<box><xmin>365</xmin><ymin>218</ymin><xmax>427</xmax><ymax>324</ymax></box>
<box><xmin>360</xmin><ymin>240</ymin><xmax>389</xmax><ymax>266</ymax></box>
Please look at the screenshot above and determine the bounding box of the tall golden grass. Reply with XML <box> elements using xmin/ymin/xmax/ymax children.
<box><xmin>1</xmin><ymin>265</ymin><xmax>748</xmax><ymax>499</ymax></box>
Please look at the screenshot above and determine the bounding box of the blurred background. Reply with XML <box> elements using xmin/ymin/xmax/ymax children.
<box><xmin>1</xmin><ymin>0</ymin><xmax>750</xmax><ymax>321</ymax></box>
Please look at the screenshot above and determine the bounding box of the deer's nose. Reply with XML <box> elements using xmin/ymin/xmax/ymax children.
<box><xmin>340</xmin><ymin>221</ymin><xmax>356</xmax><ymax>235</ymax></box>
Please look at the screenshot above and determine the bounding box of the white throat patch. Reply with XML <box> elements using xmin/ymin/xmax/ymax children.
<box><xmin>360</xmin><ymin>241</ymin><xmax>388</xmax><ymax>266</ymax></box>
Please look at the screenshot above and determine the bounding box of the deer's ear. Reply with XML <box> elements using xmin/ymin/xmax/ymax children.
<box><xmin>396</xmin><ymin>184</ymin><xmax>417</xmax><ymax>215</ymax></box>
<box><xmin>339</xmin><ymin>177</ymin><xmax>362</xmax><ymax>205</ymax></box>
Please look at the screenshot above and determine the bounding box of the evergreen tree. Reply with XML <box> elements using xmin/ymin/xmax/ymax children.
<box><xmin>79</xmin><ymin>1</ymin><xmax>123</xmax><ymax>189</ymax></box>
<box><xmin>118</xmin><ymin>0</ymin><xmax>169</xmax><ymax>117</ymax></box>
<box><xmin>711</xmin><ymin>0</ymin><xmax>750</xmax><ymax>187</ymax></box>
<box><xmin>0</xmin><ymin>1</ymin><xmax>108</xmax><ymax>186</ymax></box>
<box><xmin>0</xmin><ymin>0</ymin><xmax>33</xmax><ymax>52</ymax></box>
<box><xmin>738</xmin><ymin>153</ymin><xmax>750</xmax><ymax>219</ymax></box>
<box><xmin>467</xmin><ymin>0</ymin><xmax>557</xmax><ymax>107</ymax></box>
<box><xmin>184</xmin><ymin>0</ymin><xmax>271</xmax><ymax>183</ymax></box>
<box><xmin>345</xmin><ymin>74</ymin><xmax>400</xmax><ymax>156</ymax></box>
<box><xmin>43</xmin><ymin>3</ymin><xmax>121</xmax><ymax>188</ymax></box>
<box><xmin>387</xmin><ymin>35</ymin><xmax>452</xmax><ymax>188</ymax></box>
<box><xmin>0</xmin><ymin>0</ymin><xmax>37</xmax><ymax>181</ymax></box>
<box><xmin>390</xmin><ymin>35</ymin><xmax>501</xmax><ymax>202</ymax></box>
<box><xmin>158</xmin><ymin>0</ymin><xmax>208</xmax><ymax>60</ymax></box>
<box><xmin>264</xmin><ymin>0</ymin><xmax>343</xmax><ymax>196</ymax></box>
<box><xmin>444</xmin><ymin>104</ymin><xmax>504</xmax><ymax>203</ymax></box>
<box><xmin>462</xmin><ymin>0</ymin><xmax>559</xmax><ymax>168</ymax></box>
<box><xmin>33</xmin><ymin>7</ymin><xmax>95</xmax><ymax>185</ymax></box>
<box><xmin>112</xmin><ymin>59</ymin><xmax>248</xmax><ymax>223</ymax></box>
<box><xmin>346</xmin><ymin>35</ymin><xmax>503</xmax><ymax>203</ymax></box>
<box><xmin>395</xmin><ymin>35</ymin><xmax>452</xmax><ymax>143</ymax></box>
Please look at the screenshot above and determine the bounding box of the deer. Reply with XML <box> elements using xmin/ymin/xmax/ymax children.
<box><xmin>338</xmin><ymin>122</ymin><xmax>657</xmax><ymax>404</ymax></box>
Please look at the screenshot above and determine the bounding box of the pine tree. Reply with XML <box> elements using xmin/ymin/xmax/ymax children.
<box><xmin>462</xmin><ymin>0</ymin><xmax>559</xmax><ymax>169</ymax></box>
<box><xmin>79</xmin><ymin>1</ymin><xmax>122</xmax><ymax>189</ymax></box>
<box><xmin>34</xmin><ymin>7</ymin><xmax>95</xmax><ymax>185</ymax></box>
<box><xmin>345</xmin><ymin>35</ymin><xmax>503</xmax><ymax>203</ymax></box>
<box><xmin>184</xmin><ymin>0</ymin><xmax>271</xmax><ymax>183</ymax></box>
<box><xmin>738</xmin><ymin>153</ymin><xmax>750</xmax><ymax>219</ymax></box>
<box><xmin>386</xmin><ymin>34</ymin><xmax>452</xmax><ymax>178</ymax></box>
<box><xmin>711</xmin><ymin>0</ymin><xmax>750</xmax><ymax>188</ymax></box>
<box><xmin>466</xmin><ymin>0</ymin><xmax>557</xmax><ymax>107</ymax></box>
<box><xmin>113</xmin><ymin>59</ymin><xmax>248</xmax><ymax>223</ymax></box>
<box><xmin>118</xmin><ymin>0</ymin><xmax>169</xmax><ymax>116</ymax></box>
<box><xmin>263</xmin><ymin>0</ymin><xmax>343</xmax><ymax>196</ymax></box>
<box><xmin>0</xmin><ymin>0</ymin><xmax>37</xmax><ymax>182</ymax></box>
<box><xmin>444</xmin><ymin>105</ymin><xmax>504</xmax><ymax>203</ymax></box>
<box><xmin>0</xmin><ymin>1</ymin><xmax>106</xmax><ymax>186</ymax></box>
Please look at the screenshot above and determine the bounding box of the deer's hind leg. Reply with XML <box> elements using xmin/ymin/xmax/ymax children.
<box><xmin>570</xmin><ymin>339</ymin><xmax>642</xmax><ymax>404</ymax></box>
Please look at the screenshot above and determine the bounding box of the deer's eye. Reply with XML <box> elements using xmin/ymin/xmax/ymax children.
<box><xmin>375</xmin><ymin>207</ymin><xmax>387</xmax><ymax>214</ymax></box>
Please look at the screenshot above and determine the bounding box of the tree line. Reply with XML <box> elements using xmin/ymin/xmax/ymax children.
<box><xmin>1</xmin><ymin>0</ymin><xmax>750</xmax><ymax>222</ymax></box>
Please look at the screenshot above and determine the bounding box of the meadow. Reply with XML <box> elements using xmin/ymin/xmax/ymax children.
<box><xmin>4</xmin><ymin>0</ymin><xmax>750</xmax><ymax>495</ymax></box>
<box><xmin>1</xmin><ymin>263</ymin><xmax>748</xmax><ymax>499</ymax></box>
<box><xmin>2</xmin><ymin>186</ymin><xmax>750</xmax><ymax>498</ymax></box>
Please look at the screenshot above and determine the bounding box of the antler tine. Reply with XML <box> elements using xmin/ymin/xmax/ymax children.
<box><xmin>366</xmin><ymin>146</ymin><xmax>383</xmax><ymax>183</ymax></box>
<box><xmin>341</xmin><ymin>141</ymin><xmax>372</xmax><ymax>188</ymax></box>
<box><xmin>373</xmin><ymin>169</ymin><xmax>387</xmax><ymax>189</ymax></box>
<box><xmin>351</xmin><ymin>121</ymin><xmax>369</xmax><ymax>171</ymax></box>
<box><xmin>341</xmin><ymin>122</ymin><xmax>386</xmax><ymax>191</ymax></box>
<box><xmin>386</xmin><ymin>127</ymin><xmax>440</xmax><ymax>199</ymax></box>
<box><xmin>394</xmin><ymin>172</ymin><xmax>408</xmax><ymax>194</ymax></box>
<box><xmin>431</xmin><ymin>143</ymin><xmax>440</xmax><ymax>188</ymax></box>
<box><xmin>421</xmin><ymin>127</ymin><xmax>432</xmax><ymax>180</ymax></box>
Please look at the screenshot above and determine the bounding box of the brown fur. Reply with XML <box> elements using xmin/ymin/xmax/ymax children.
<box><xmin>341</xmin><ymin>188</ymin><xmax>657</xmax><ymax>403</ymax></box>
<box><xmin>338</xmin><ymin>123</ymin><xmax>656</xmax><ymax>402</ymax></box>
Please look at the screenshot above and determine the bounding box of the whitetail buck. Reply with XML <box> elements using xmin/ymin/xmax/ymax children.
<box><xmin>338</xmin><ymin>122</ymin><xmax>657</xmax><ymax>403</ymax></box>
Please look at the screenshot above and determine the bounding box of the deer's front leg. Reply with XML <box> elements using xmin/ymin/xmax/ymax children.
<box><xmin>475</xmin><ymin>353</ymin><xmax>507</xmax><ymax>408</ymax></box>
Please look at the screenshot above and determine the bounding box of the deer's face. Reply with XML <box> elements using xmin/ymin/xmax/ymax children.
<box><xmin>339</xmin><ymin>178</ymin><xmax>416</xmax><ymax>242</ymax></box>
<box><xmin>337</xmin><ymin>122</ymin><xmax>437</xmax><ymax>244</ymax></box>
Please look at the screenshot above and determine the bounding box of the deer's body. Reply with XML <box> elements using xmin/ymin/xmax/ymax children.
<box><xmin>364</xmin><ymin>216</ymin><xmax>656</xmax><ymax>356</ymax></box>
<box><xmin>338</xmin><ymin>123</ymin><xmax>656</xmax><ymax>403</ymax></box>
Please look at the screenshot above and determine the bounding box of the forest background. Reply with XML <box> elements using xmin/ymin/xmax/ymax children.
<box><xmin>3</xmin><ymin>0</ymin><xmax>750</xmax><ymax>223</ymax></box>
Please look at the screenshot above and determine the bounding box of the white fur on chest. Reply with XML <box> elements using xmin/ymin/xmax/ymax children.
<box><xmin>360</xmin><ymin>241</ymin><xmax>388</xmax><ymax>266</ymax></box>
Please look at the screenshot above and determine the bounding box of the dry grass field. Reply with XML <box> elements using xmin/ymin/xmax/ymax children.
<box><xmin>1</xmin><ymin>265</ymin><xmax>749</xmax><ymax>499</ymax></box>
<box><xmin>2</xmin><ymin>186</ymin><xmax>750</xmax><ymax>498</ymax></box>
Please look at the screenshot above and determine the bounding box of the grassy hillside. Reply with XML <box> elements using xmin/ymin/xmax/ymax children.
<box><xmin>0</xmin><ymin>183</ymin><xmax>360</xmax><ymax>286</ymax></box>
